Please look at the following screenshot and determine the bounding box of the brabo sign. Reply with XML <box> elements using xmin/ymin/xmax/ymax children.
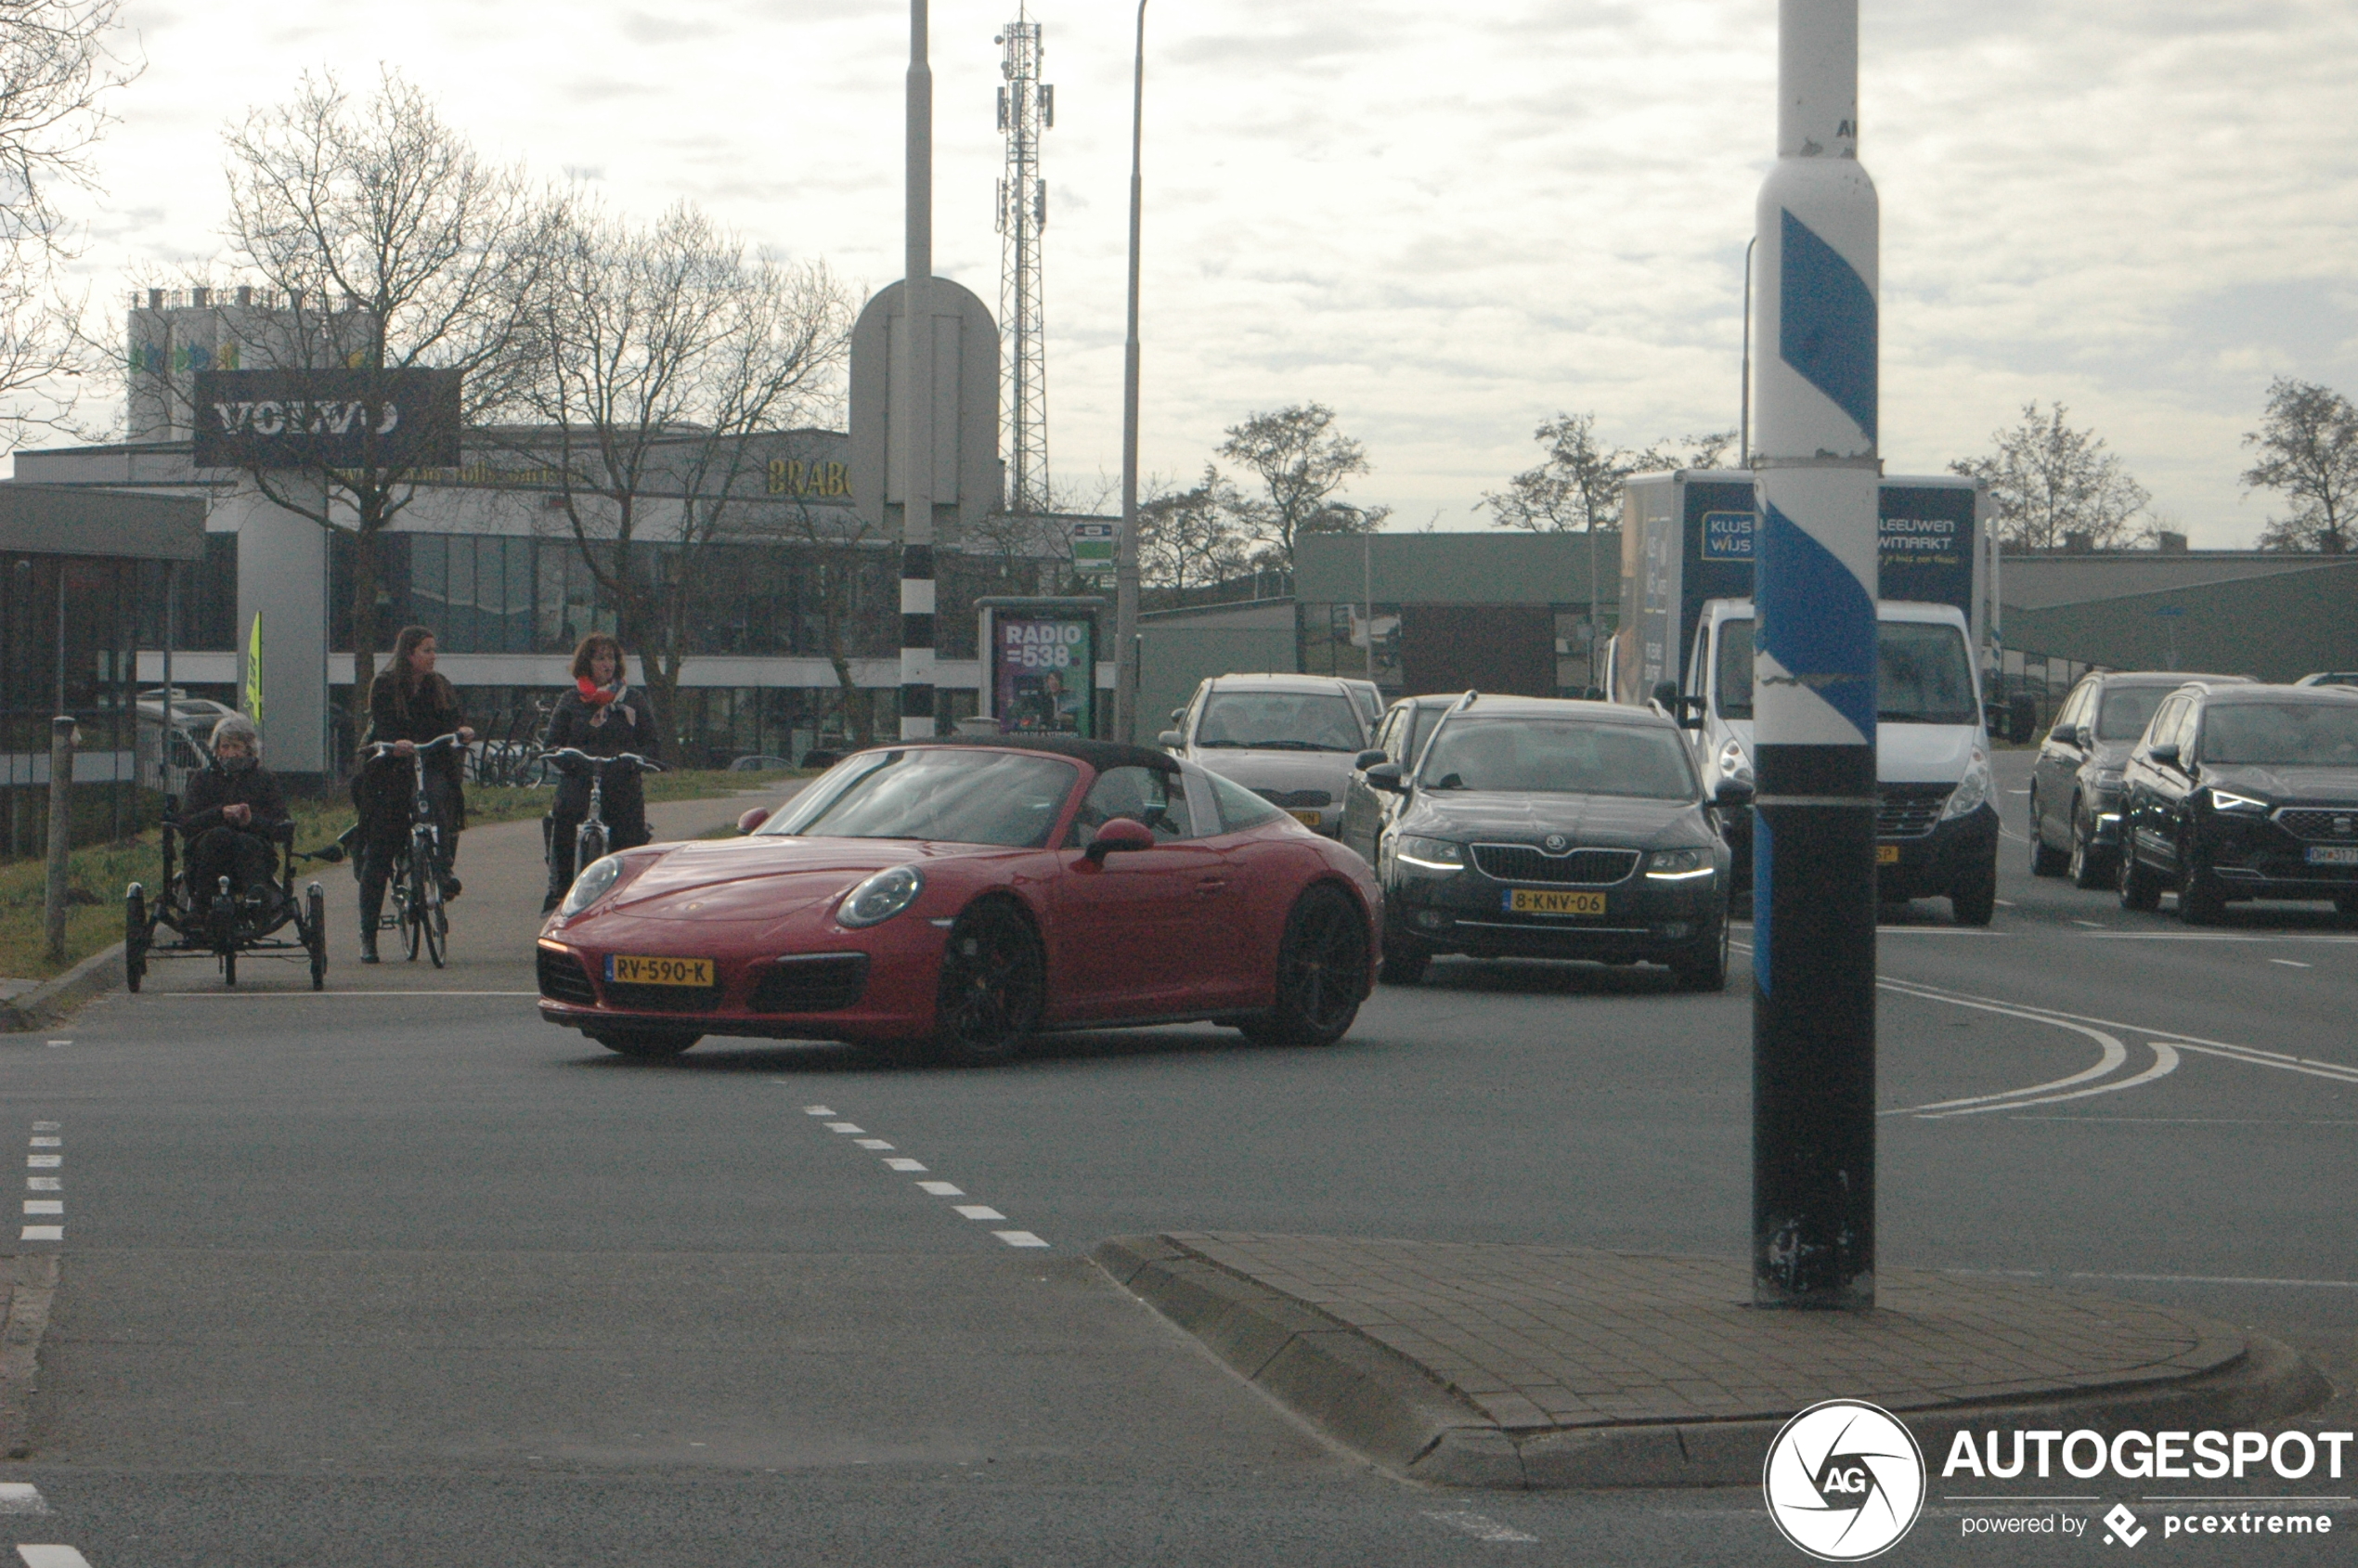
<box><xmin>192</xmin><ymin>369</ymin><xmax>461</xmax><ymax>470</ymax></box>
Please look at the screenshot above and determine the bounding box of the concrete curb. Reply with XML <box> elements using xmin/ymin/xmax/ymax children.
<box><xmin>1095</xmin><ymin>1234</ymin><xmax>2334</xmax><ymax>1491</ymax></box>
<box><xmin>0</xmin><ymin>941</ymin><xmax>123</xmax><ymax>1034</ymax></box>
<box><xmin>0</xmin><ymin>1254</ymin><xmax>58</xmax><ymax>1459</ymax></box>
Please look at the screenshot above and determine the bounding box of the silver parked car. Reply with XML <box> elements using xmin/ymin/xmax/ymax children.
<box><xmin>1160</xmin><ymin>674</ymin><xmax>1371</xmax><ymax>837</ymax></box>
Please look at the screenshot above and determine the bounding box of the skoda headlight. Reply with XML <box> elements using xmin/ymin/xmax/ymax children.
<box><xmin>1645</xmin><ymin>848</ymin><xmax>1715</xmax><ymax>881</ymax></box>
<box><xmin>1717</xmin><ymin>738</ymin><xmax>1752</xmax><ymax>782</ymax></box>
<box><xmin>558</xmin><ymin>854</ymin><xmax>625</xmax><ymax>918</ymax></box>
<box><xmin>838</xmin><ymin>864</ymin><xmax>925</xmax><ymax>927</ymax></box>
<box><xmin>1393</xmin><ymin>836</ymin><xmax>1464</xmax><ymax>872</ymax></box>
<box><xmin>1939</xmin><ymin>749</ymin><xmax>1993</xmax><ymax>822</ymax></box>
<box><xmin>2208</xmin><ymin>788</ymin><xmax>2269</xmax><ymax>814</ymax></box>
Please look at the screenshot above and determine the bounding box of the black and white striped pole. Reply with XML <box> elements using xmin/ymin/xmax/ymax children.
<box><xmin>899</xmin><ymin>0</ymin><xmax>939</xmax><ymax>741</ymax></box>
<box><xmin>1750</xmin><ymin>0</ymin><xmax>1880</xmax><ymax>1310</ymax></box>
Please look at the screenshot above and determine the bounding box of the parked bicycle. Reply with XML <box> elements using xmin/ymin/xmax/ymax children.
<box><xmin>541</xmin><ymin>748</ymin><xmax>665</xmax><ymax>902</ymax></box>
<box><xmin>360</xmin><ymin>732</ymin><xmax>464</xmax><ymax>966</ymax></box>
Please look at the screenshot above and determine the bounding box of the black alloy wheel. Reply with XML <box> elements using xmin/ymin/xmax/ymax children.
<box><xmin>927</xmin><ymin>899</ymin><xmax>1046</xmax><ymax>1068</ymax></box>
<box><xmin>2028</xmin><ymin>786</ymin><xmax>2066</xmax><ymax>876</ymax></box>
<box><xmin>591</xmin><ymin>1030</ymin><xmax>702</xmax><ymax>1059</ymax></box>
<box><xmin>2118</xmin><ymin>836</ymin><xmax>2163</xmax><ymax>912</ymax></box>
<box><xmin>1244</xmin><ymin>885</ymin><xmax>1370</xmax><ymax>1047</ymax></box>
<box><xmin>2178</xmin><ymin>838</ymin><xmax>2226</xmax><ymax>926</ymax></box>
<box><xmin>1671</xmin><ymin>913</ymin><xmax>1730</xmax><ymax>992</ymax></box>
<box><xmin>1379</xmin><ymin>935</ymin><xmax>1432</xmax><ymax>987</ymax></box>
<box><xmin>2067</xmin><ymin>804</ymin><xmax>2107</xmax><ymax>889</ymax></box>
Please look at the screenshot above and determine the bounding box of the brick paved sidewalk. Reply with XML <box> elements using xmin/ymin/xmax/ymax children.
<box><xmin>1098</xmin><ymin>1232</ymin><xmax>2329</xmax><ymax>1488</ymax></box>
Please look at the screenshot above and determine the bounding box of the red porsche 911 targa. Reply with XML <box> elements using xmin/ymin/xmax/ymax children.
<box><xmin>537</xmin><ymin>738</ymin><xmax>1382</xmax><ymax>1065</ymax></box>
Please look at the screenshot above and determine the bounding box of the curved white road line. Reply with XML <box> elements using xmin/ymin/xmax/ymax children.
<box><xmin>1891</xmin><ymin>1010</ymin><xmax>2130</xmax><ymax>1116</ymax></box>
<box><xmin>1919</xmin><ymin>1042</ymin><xmax>2180</xmax><ymax>1120</ymax></box>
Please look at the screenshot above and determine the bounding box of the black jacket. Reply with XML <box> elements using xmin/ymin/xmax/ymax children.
<box><xmin>544</xmin><ymin>686</ymin><xmax>663</xmax><ymax>819</ymax></box>
<box><xmin>176</xmin><ymin>762</ymin><xmax>289</xmax><ymax>839</ymax></box>
<box><xmin>357</xmin><ymin>670</ymin><xmax>469</xmax><ymax>834</ymax></box>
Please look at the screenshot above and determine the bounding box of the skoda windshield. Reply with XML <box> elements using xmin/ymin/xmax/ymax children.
<box><xmin>758</xmin><ymin>748</ymin><xmax>1078</xmax><ymax>847</ymax></box>
<box><xmin>1417</xmin><ymin>716</ymin><xmax>1699</xmax><ymax>799</ymax></box>
<box><xmin>1714</xmin><ymin>618</ymin><xmax>1980</xmax><ymax>726</ymax></box>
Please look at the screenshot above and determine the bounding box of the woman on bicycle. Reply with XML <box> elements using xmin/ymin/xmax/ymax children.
<box><xmin>542</xmin><ymin>632</ymin><xmax>663</xmax><ymax>913</ymax></box>
<box><xmin>356</xmin><ymin>625</ymin><xmax>473</xmax><ymax>961</ymax></box>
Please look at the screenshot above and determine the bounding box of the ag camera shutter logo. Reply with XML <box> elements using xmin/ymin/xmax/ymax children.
<box><xmin>1763</xmin><ymin>1399</ymin><xmax>1925</xmax><ymax>1561</ymax></box>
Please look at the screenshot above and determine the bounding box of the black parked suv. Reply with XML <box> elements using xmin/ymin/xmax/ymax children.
<box><xmin>1362</xmin><ymin>694</ymin><xmax>1745</xmax><ymax>990</ymax></box>
<box><xmin>2028</xmin><ymin>669</ymin><xmax>2250</xmax><ymax>889</ymax></box>
<box><xmin>2117</xmin><ymin>682</ymin><xmax>2358</xmax><ymax>922</ymax></box>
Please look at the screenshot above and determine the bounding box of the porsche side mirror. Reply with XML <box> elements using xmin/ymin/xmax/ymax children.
<box><xmin>735</xmin><ymin>806</ymin><xmax>771</xmax><ymax>836</ymax></box>
<box><xmin>1364</xmin><ymin>762</ymin><xmax>1406</xmax><ymax>794</ymax></box>
<box><xmin>1353</xmin><ymin>748</ymin><xmax>1386</xmax><ymax>770</ymax></box>
<box><xmin>1157</xmin><ymin>730</ymin><xmax>1184</xmax><ymax>749</ymax></box>
<box><xmin>1084</xmin><ymin>817</ymin><xmax>1156</xmax><ymax>863</ymax></box>
<box><xmin>1714</xmin><ymin>776</ymin><xmax>1755</xmax><ymax>810</ymax></box>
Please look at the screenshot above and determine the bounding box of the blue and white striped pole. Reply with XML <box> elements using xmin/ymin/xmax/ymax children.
<box><xmin>1750</xmin><ymin>0</ymin><xmax>1879</xmax><ymax>1310</ymax></box>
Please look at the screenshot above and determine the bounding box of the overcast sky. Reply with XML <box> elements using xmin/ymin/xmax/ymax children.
<box><xmin>48</xmin><ymin>0</ymin><xmax>2358</xmax><ymax>546</ymax></box>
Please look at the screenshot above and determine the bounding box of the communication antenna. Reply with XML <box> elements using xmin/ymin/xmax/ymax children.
<box><xmin>994</xmin><ymin>7</ymin><xmax>1053</xmax><ymax>514</ymax></box>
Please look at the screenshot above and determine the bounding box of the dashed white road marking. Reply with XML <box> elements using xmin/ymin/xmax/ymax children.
<box><xmin>854</xmin><ymin>1138</ymin><xmax>895</xmax><ymax>1149</ymax></box>
<box><xmin>992</xmin><ymin>1231</ymin><xmax>1050</xmax><ymax>1249</ymax></box>
<box><xmin>26</xmin><ymin>1180</ymin><xmax>59</xmax><ymax>1193</ymax></box>
<box><xmin>2069</xmin><ymin>919</ymin><xmax>2108</xmax><ymax>928</ymax></box>
<box><xmin>953</xmin><ymin>1205</ymin><xmax>1004</xmax><ymax>1221</ymax></box>
<box><xmin>18</xmin><ymin>1547</ymin><xmax>95</xmax><ymax>1567</ymax></box>
<box><xmin>799</xmin><ymin>1105</ymin><xmax>834</xmax><ymax>1115</ymax></box>
<box><xmin>20</xmin><ymin>1202</ymin><xmax>61</xmax><ymax>1216</ymax></box>
<box><xmin>19</xmin><ymin>1126</ymin><xmax>60</xmax><ymax>1240</ymax></box>
<box><xmin>1993</xmin><ymin>899</ymin><xmax>2017</xmax><ymax>908</ymax></box>
<box><xmin>882</xmin><ymin>1158</ymin><xmax>927</xmax><ymax>1173</ymax></box>
<box><xmin>24</xmin><ymin>1158</ymin><xmax>58</xmax><ymax>1171</ymax></box>
<box><xmin>30</xmin><ymin>1123</ymin><xmax>55</xmax><ymax>1133</ymax></box>
<box><xmin>802</xmin><ymin>1101</ymin><xmax>1048</xmax><ymax>1248</ymax></box>
<box><xmin>823</xmin><ymin>1122</ymin><xmax>864</xmax><ymax>1134</ymax></box>
<box><xmin>916</xmin><ymin>1181</ymin><xmax>964</xmax><ymax>1196</ymax></box>
<box><xmin>27</xmin><ymin>1139</ymin><xmax>58</xmax><ymax>1149</ymax></box>
<box><xmin>0</xmin><ymin>1483</ymin><xmax>46</xmax><ymax>1513</ymax></box>
<box><xmin>1424</xmin><ymin>1510</ymin><xmax>1539</xmax><ymax>1544</ymax></box>
<box><xmin>2270</xmin><ymin>959</ymin><xmax>2313</xmax><ymax>968</ymax></box>
<box><xmin>42</xmin><ymin>1042</ymin><xmax>68</xmax><ymax>1048</ymax></box>
<box><xmin>16</xmin><ymin>1229</ymin><xmax>60</xmax><ymax>1243</ymax></box>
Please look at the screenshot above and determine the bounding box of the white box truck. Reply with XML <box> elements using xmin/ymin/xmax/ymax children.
<box><xmin>1608</xmin><ymin>471</ymin><xmax>2010</xmax><ymax>924</ymax></box>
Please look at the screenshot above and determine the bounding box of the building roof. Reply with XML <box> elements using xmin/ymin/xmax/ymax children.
<box><xmin>0</xmin><ymin>484</ymin><xmax>206</xmax><ymax>560</ymax></box>
<box><xmin>1296</xmin><ymin>530</ymin><xmax>1619</xmax><ymax>606</ymax></box>
<box><xmin>1997</xmin><ymin>551</ymin><xmax>2345</xmax><ymax>610</ymax></box>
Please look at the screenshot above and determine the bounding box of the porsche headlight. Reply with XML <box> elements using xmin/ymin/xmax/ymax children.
<box><xmin>1645</xmin><ymin>848</ymin><xmax>1715</xmax><ymax>881</ymax></box>
<box><xmin>1939</xmin><ymin>750</ymin><xmax>1993</xmax><ymax>822</ymax></box>
<box><xmin>558</xmin><ymin>854</ymin><xmax>625</xmax><ymax>917</ymax></box>
<box><xmin>1393</xmin><ymin>836</ymin><xmax>1464</xmax><ymax>872</ymax></box>
<box><xmin>2208</xmin><ymin>788</ymin><xmax>2269</xmax><ymax>814</ymax></box>
<box><xmin>838</xmin><ymin>865</ymin><xmax>925</xmax><ymax>927</ymax></box>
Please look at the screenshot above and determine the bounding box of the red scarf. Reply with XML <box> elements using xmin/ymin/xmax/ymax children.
<box><xmin>577</xmin><ymin>677</ymin><xmax>621</xmax><ymax>706</ymax></box>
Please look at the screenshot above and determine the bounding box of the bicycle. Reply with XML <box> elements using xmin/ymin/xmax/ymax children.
<box><xmin>360</xmin><ymin>732</ymin><xmax>464</xmax><ymax>967</ymax></box>
<box><xmin>542</xmin><ymin>748</ymin><xmax>666</xmax><ymax>900</ymax></box>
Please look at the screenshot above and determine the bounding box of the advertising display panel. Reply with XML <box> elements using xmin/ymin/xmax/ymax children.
<box><xmin>192</xmin><ymin>369</ymin><xmax>462</xmax><ymax>470</ymax></box>
<box><xmin>990</xmin><ymin>610</ymin><xmax>1095</xmax><ymax>736</ymax></box>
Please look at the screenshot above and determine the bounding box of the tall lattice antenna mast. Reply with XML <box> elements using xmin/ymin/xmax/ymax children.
<box><xmin>995</xmin><ymin>7</ymin><xmax>1052</xmax><ymax>513</ymax></box>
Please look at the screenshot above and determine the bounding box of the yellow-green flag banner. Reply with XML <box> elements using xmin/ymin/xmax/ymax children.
<box><xmin>244</xmin><ymin>611</ymin><xmax>264</xmax><ymax>723</ymax></box>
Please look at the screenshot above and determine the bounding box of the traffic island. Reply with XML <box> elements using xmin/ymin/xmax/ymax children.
<box><xmin>1095</xmin><ymin>1233</ymin><xmax>2330</xmax><ymax>1490</ymax></box>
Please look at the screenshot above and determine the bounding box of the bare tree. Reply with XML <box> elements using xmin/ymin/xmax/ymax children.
<box><xmin>221</xmin><ymin>67</ymin><xmax>558</xmax><ymax>701</ymax></box>
<box><xmin>1949</xmin><ymin>401</ymin><xmax>2150</xmax><ymax>551</ymax></box>
<box><xmin>523</xmin><ymin>199</ymin><xmax>851</xmax><ymax>748</ymax></box>
<box><xmin>1138</xmin><ymin>464</ymin><xmax>1252</xmax><ymax>592</ymax></box>
<box><xmin>1483</xmin><ymin>412</ymin><xmax>1632</xmax><ymax>536</ymax></box>
<box><xmin>0</xmin><ymin>0</ymin><xmax>139</xmax><ymax>442</ymax></box>
<box><xmin>1216</xmin><ymin>403</ymin><xmax>1388</xmax><ymax>573</ymax></box>
<box><xmin>2243</xmin><ymin>376</ymin><xmax>2357</xmax><ymax>554</ymax></box>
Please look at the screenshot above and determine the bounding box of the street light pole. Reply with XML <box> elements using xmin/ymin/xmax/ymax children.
<box><xmin>1113</xmin><ymin>0</ymin><xmax>1147</xmax><ymax>745</ymax></box>
<box><xmin>1750</xmin><ymin>0</ymin><xmax>1881</xmax><ymax>1311</ymax></box>
<box><xmin>1741</xmin><ymin>234</ymin><xmax>1756</xmax><ymax>467</ymax></box>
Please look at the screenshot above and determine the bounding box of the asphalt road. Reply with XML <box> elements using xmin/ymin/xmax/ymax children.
<box><xmin>5</xmin><ymin>752</ymin><xmax>2354</xmax><ymax>1565</ymax></box>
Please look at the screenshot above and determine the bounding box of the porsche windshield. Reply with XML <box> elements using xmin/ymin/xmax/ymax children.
<box><xmin>1416</xmin><ymin>717</ymin><xmax>1698</xmax><ymax>799</ymax></box>
<box><xmin>1195</xmin><ymin>692</ymin><xmax>1365</xmax><ymax>752</ymax></box>
<box><xmin>759</xmin><ymin>749</ymin><xmax>1078</xmax><ymax>847</ymax></box>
